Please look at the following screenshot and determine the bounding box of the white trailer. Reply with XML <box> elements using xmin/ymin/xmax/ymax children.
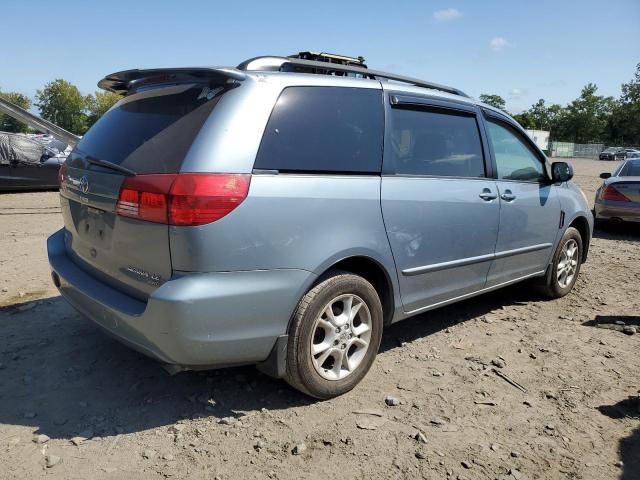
<box><xmin>525</xmin><ymin>129</ymin><xmax>550</xmax><ymax>152</ymax></box>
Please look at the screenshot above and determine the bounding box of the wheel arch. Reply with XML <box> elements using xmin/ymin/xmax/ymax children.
<box><xmin>568</xmin><ymin>215</ymin><xmax>591</xmax><ymax>262</ymax></box>
<box><xmin>322</xmin><ymin>255</ymin><xmax>397</xmax><ymax>327</ymax></box>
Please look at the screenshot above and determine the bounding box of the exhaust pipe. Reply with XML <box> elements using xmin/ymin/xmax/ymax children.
<box><xmin>0</xmin><ymin>97</ymin><xmax>80</xmax><ymax>148</ymax></box>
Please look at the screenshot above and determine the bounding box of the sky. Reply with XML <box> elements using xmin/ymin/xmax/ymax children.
<box><xmin>1</xmin><ymin>0</ymin><xmax>639</xmax><ymax>113</ymax></box>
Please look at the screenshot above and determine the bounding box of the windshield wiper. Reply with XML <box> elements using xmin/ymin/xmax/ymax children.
<box><xmin>86</xmin><ymin>155</ymin><xmax>136</xmax><ymax>176</ymax></box>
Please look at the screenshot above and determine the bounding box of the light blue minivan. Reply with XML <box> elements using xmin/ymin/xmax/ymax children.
<box><xmin>48</xmin><ymin>53</ymin><xmax>593</xmax><ymax>398</ymax></box>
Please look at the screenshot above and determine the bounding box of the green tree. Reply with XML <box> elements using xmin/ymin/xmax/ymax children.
<box><xmin>86</xmin><ymin>91</ymin><xmax>122</xmax><ymax>128</ymax></box>
<box><xmin>35</xmin><ymin>79</ymin><xmax>88</xmax><ymax>134</ymax></box>
<box><xmin>608</xmin><ymin>63</ymin><xmax>640</xmax><ymax>145</ymax></box>
<box><xmin>553</xmin><ymin>83</ymin><xmax>615</xmax><ymax>143</ymax></box>
<box><xmin>479</xmin><ymin>93</ymin><xmax>507</xmax><ymax>111</ymax></box>
<box><xmin>512</xmin><ymin>111</ymin><xmax>533</xmax><ymax>128</ymax></box>
<box><xmin>529</xmin><ymin>99</ymin><xmax>562</xmax><ymax>131</ymax></box>
<box><xmin>514</xmin><ymin>99</ymin><xmax>566</xmax><ymax>134</ymax></box>
<box><xmin>0</xmin><ymin>91</ymin><xmax>32</xmax><ymax>133</ymax></box>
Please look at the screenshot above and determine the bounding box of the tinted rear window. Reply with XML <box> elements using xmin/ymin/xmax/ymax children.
<box><xmin>621</xmin><ymin>160</ymin><xmax>640</xmax><ymax>176</ymax></box>
<box><xmin>75</xmin><ymin>84</ymin><xmax>227</xmax><ymax>174</ymax></box>
<box><xmin>255</xmin><ymin>86</ymin><xmax>383</xmax><ymax>173</ymax></box>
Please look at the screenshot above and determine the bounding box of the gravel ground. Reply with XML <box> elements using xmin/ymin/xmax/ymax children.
<box><xmin>0</xmin><ymin>158</ymin><xmax>638</xmax><ymax>480</ymax></box>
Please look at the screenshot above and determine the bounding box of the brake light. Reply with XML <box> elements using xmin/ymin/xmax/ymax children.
<box><xmin>116</xmin><ymin>174</ymin><xmax>251</xmax><ymax>226</ymax></box>
<box><xmin>601</xmin><ymin>185</ymin><xmax>631</xmax><ymax>202</ymax></box>
<box><xmin>58</xmin><ymin>162</ymin><xmax>68</xmax><ymax>190</ymax></box>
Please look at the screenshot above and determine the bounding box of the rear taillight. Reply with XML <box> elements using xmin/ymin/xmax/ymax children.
<box><xmin>116</xmin><ymin>173</ymin><xmax>251</xmax><ymax>226</ymax></box>
<box><xmin>601</xmin><ymin>185</ymin><xmax>631</xmax><ymax>202</ymax></box>
<box><xmin>58</xmin><ymin>162</ymin><xmax>68</xmax><ymax>190</ymax></box>
<box><xmin>168</xmin><ymin>174</ymin><xmax>251</xmax><ymax>226</ymax></box>
<box><xmin>116</xmin><ymin>174</ymin><xmax>174</xmax><ymax>223</ymax></box>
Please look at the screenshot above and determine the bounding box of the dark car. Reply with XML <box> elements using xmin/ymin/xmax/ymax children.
<box><xmin>599</xmin><ymin>147</ymin><xmax>626</xmax><ymax>161</ymax></box>
<box><xmin>0</xmin><ymin>132</ymin><xmax>66</xmax><ymax>191</ymax></box>
<box><xmin>624</xmin><ymin>148</ymin><xmax>640</xmax><ymax>159</ymax></box>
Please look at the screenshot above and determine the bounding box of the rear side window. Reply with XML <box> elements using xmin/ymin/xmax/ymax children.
<box><xmin>255</xmin><ymin>87</ymin><xmax>383</xmax><ymax>173</ymax></box>
<box><xmin>386</xmin><ymin>107</ymin><xmax>485</xmax><ymax>177</ymax></box>
<box><xmin>75</xmin><ymin>83</ymin><xmax>228</xmax><ymax>174</ymax></box>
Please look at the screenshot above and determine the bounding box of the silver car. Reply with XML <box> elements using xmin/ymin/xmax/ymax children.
<box><xmin>595</xmin><ymin>158</ymin><xmax>640</xmax><ymax>224</ymax></box>
<box><xmin>47</xmin><ymin>53</ymin><xmax>593</xmax><ymax>398</ymax></box>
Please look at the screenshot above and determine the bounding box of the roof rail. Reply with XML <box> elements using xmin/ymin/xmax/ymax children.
<box><xmin>237</xmin><ymin>56</ymin><xmax>469</xmax><ymax>98</ymax></box>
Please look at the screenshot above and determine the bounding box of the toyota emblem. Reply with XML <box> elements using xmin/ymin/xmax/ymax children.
<box><xmin>79</xmin><ymin>175</ymin><xmax>89</xmax><ymax>194</ymax></box>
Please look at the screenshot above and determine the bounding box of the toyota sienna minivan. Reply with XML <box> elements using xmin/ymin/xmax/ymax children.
<box><xmin>48</xmin><ymin>52</ymin><xmax>593</xmax><ymax>398</ymax></box>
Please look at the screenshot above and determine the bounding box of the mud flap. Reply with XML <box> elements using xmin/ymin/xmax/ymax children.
<box><xmin>256</xmin><ymin>335</ymin><xmax>288</xmax><ymax>379</ymax></box>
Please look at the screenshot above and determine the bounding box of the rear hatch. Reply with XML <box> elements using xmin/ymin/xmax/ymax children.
<box><xmin>60</xmin><ymin>79</ymin><xmax>234</xmax><ymax>300</ymax></box>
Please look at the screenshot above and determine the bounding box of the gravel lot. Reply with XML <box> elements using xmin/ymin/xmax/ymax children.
<box><xmin>0</xmin><ymin>158</ymin><xmax>638</xmax><ymax>480</ymax></box>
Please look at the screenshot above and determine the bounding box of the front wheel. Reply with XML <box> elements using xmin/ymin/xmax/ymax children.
<box><xmin>541</xmin><ymin>227</ymin><xmax>583</xmax><ymax>298</ymax></box>
<box><xmin>285</xmin><ymin>271</ymin><xmax>383</xmax><ymax>399</ymax></box>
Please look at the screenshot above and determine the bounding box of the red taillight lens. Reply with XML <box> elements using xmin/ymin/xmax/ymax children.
<box><xmin>601</xmin><ymin>185</ymin><xmax>631</xmax><ymax>202</ymax></box>
<box><xmin>58</xmin><ymin>162</ymin><xmax>68</xmax><ymax>189</ymax></box>
<box><xmin>116</xmin><ymin>174</ymin><xmax>174</xmax><ymax>223</ymax></box>
<box><xmin>168</xmin><ymin>174</ymin><xmax>251</xmax><ymax>226</ymax></box>
<box><xmin>116</xmin><ymin>173</ymin><xmax>251</xmax><ymax>226</ymax></box>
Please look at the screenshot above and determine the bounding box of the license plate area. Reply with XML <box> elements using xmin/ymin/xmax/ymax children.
<box><xmin>76</xmin><ymin>205</ymin><xmax>114</xmax><ymax>247</ymax></box>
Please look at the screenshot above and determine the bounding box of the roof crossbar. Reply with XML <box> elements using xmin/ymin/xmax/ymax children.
<box><xmin>237</xmin><ymin>56</ymin><xmax>469</xmax><ymax>98</ymax></box>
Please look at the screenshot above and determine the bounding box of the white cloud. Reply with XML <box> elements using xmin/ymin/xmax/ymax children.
<box><xmin>433</xmin><ymin>8</ymin><xmax>463</xmax><ymax>22</ymax></box>
<box><xmin>489</xmin><ymin>37</ymin><xmax>510</xmax><ymax>51</ymax></box>
<box><xmin>509</xmin><ymin>88</ymin><xmax>526</xmax><ymax>101</ymax></box>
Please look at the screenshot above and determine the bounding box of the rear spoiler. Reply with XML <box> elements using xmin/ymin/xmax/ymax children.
<box><xmin>97</xmin><ymin>67</ymin><xmax>247</xmax><ymax>95</ymax></box>
<box><xmin>0</xmin><ymin>97</ymin><xmax>81</xmax><ymax>148</ymax></box>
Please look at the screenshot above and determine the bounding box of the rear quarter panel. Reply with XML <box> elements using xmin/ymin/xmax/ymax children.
<box><xmin>169</xmin><ymin>174</ymin><xmax>401</xmax><ymax>311</ymax></box>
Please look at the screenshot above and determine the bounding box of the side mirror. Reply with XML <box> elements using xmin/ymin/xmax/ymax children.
<box><xmin>551</xmin><ymin>161</ymin><xmax>574</xmax><ymax>182</ymax></box>
<box><xmin>599</xmin><ymin>172</ymin><xmax>611</xmax><ymax>179</ymax></box>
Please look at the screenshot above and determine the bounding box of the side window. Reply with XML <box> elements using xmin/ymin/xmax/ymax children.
<box><xmin>387</xmin><ymin>107</ymin><xmax>485</xmax><ymax>178</ymax></box>
<box><xmin>486</xmin><ymin>120</ymin><xmax>545</xmax><ymax>182</ymax></box>
<box><xmin>255</xmin><ymin>87</ymin><xmax>383</xmax><ymax>173</ymax></box>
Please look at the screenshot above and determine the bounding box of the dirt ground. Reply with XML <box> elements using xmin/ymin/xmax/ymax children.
<box><xmin>0</xmin><ymin>158</ymin><xmax>638</xmax><ymax>480</ymax></box>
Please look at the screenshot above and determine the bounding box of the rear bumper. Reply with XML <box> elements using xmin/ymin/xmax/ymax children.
<box><xmin>48</xmin><ymin>229</ymin><xmax>315</xmax><ymax>367</ymax></box>
<box><xmin>594</xmin><ymin>201</ymin><xmax>640</xmax><ymax>223</ymax></box>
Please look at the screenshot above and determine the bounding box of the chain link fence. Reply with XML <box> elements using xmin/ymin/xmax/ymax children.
<box><xmin>550</xmin><ymin>142</ymin><xmax>640</xmax><ymax>159</ymax></box>
<box><xmin>550</xmin><ymin>142</ymin><xmax>605</xmax><ymax>159</ymax></box>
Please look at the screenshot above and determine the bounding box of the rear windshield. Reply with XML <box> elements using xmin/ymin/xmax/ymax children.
<box><xmin>621</xmin><ymin>160</ymin><xmax>640</xmax><ymax>176</ymax></box>
<box><xmin>74</xmin><ymin>83</ymin><xmax>228</xmax><ymax>174</ymax></box>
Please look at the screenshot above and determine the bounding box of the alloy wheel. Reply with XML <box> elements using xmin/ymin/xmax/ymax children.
<box><xmin>310</xmin><ymin>294</ymin><xmax>372</xmax><ymax>381</ymax></box>
<box><xmin>557</xmin><ymin>238</ymin><xmax>579</xmax><ymax>288</ymax></box>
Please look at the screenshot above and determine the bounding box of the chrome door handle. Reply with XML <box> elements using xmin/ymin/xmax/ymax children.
<box><xmin>500</xmin><ymin>191</ymin><xmax>516</xmax><ymax>201</ymax></box>
<box><xmin>479</xmin><ymin>189</ymin><xmax>497</xmax><ymax>201</ymax></box>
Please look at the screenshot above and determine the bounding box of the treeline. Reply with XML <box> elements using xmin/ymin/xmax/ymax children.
<box><xmin>480</xmin><ymin>63</ymin><xmax>640</xmax><ymax>146</ymax></box>
<box><xmin>0</xmin><ymin>80</ymin><xmax>121</xmax><ymax>135</ymax></box>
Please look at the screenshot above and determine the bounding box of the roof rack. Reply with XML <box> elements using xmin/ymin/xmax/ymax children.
<box><xmin>289</xmin><ymin>51</ymin><xmax>367</xmax><ymax>67</ymax></box>
<box><xmin>237</xmin><ymin>55</ymin><xmax>469</xmax><ymax>98</ymax></box>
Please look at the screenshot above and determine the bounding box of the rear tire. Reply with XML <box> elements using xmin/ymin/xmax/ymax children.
<box><xmin>540</xmin><ymin>227</ymin><xmax>583</xmax><ymax>299</ymax></box>
<box><xmin>285</xmin><ymin>271</ymin><xmax>383</xmax><ymax>399</ymax></box>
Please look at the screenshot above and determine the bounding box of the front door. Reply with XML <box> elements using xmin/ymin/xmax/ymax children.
<box><xmin>380</xmin><ymin>95</ymin><xmax>499</xmax><ymax>313</ymax></box>
<box><xmin>483</xmin><ymin>115</ymin><xmax>561</xmax><ymax>286</ymax></box>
